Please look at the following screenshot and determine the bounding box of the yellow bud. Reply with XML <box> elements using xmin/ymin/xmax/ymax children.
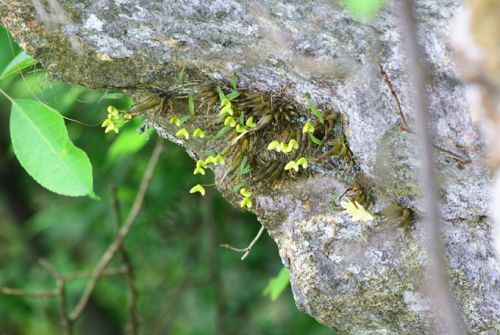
<box><xmin>107</xmin><ymin>106</ymin><xmax>119</xmax><ymax>119</ymax></box>
<box><xmin>101</xmin><ymin>119</ymin><xmax>112</xmax><ymax>127</ymax></box>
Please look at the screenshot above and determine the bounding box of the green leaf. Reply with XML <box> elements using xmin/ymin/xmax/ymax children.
<box><xmin>309</xmin><ymin>132</ymin><xmax>322</xmax><ymax>145</ymax></box>
<box><xmin>230</xmin><ymin>74</ymin><xmax>238</xmax><ymax>90</ymax></box>
<box><xmin>263</xmin><ymin>267</ymin><xmax>290</xmax><ymax>301</ymax></box>
<box><xmin>231</xmin><ymin>181</ymin><xmax>246</xmax><ymax>193</ymax></box>
<box><xmin>214</xmin><ymin>125</ymin><xmax>232</xmax><ymax>139</ymax></box>
<box><xmin>0</xmin><ymin>51</ymin><xmax>37</xmax><ymax>81</ymax></box>
<box><xmin>106</xmin><ymin>122</ymin><xmax>151</xmax><ymax>165</ymax></box>
<box><xmin>216</xmin><ymin>86</ymin><xmax>225</xmax><ymax>102</ymax></box>
<box><xmin>340</xmin><ymin>0</ymin><xmax>386</xmax><ymax>20</ymax></box>
<box><xmin>177</xmin><ymin>68</ymin><xmax>186</xmax><ymax>83</ymax></box>
<box><xmin>225</xmin><ymin>90</ymin><xmax>240</xmax><ymax>101</ymax></box>
<box><xmin>237</xmin><ymin>155</ymin><xmax>252</xmax><ymax>177</ymax></box>
<box><xmin>188</xmin><ymin>94</ymin><xmax>195</xmax><ymax>115</ymax></box>
<box><xmin>9</xmin><ymin>99</ymin><xmax>95</xmax><ymax>197</ymax></box>
<box><xmin>305</xmin><ymin>97</ymin><xmax>324</xmax><ymax>124</ymax></box>
<box><xmin>179</xmin><ymin>114</ymin><xmax>191</xmax><ymax>125</ymax></box>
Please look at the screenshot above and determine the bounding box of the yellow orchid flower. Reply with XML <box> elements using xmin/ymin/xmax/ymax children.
<box><xmin>246</xmin><ymin>116</ymin><xmax>256</xmax><ymax>128</ymax></box>
<box><xmin>240</xmin><ymin>188</ymin><xmax>252</xmax><ymax>198</ymax></box>
<box><xmin>169</xmin><ymin>116</ymin><xmax>182</xmax><ymax>126</ymax></box>
<box><xmin>224</xmin><ymin>116</ymin><xmax>237</xmax><ymax>127</ymax></box>
<box><xmin>175</xmin><ymin>128</ymin><xmax>189</xmax><ymax>140</ymax></box>
<box><xmin>192</xmin><ymin>128</ymin><xmax>205</xmax><ymax>138</ymax></box>
<box><xmin>284</xmin><ymin>161</ymin><xmax>299</xmax><ymax>172</ymax></box>
<box><xmin>302</xmin><ymin>122</ymin><xmax>315</xmax><ymax>134</ymax></box>
<box><xmin>189</xmin><ymin>184</ymin><xmax>206</xmax><ymax>196</ymax></box>
<box><xmin>193</xmin><ymin>166</ymin><xmax>205</xmax><ymax>175</ymax></box>
<box><xmin>240</xmin><ymin>197</ymin><xmax>253</xmax><ymax>209</ymax></box>
<box><xmin>340</xmin><ymin>200</ymin><xmax>374</xmax><ymax>222</ymax></box>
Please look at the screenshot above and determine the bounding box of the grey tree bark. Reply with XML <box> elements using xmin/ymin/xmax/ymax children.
<box><xmin>1</xmin><ymin>1</ymin><xmax>499</xmax><ymax>334</ymax></box>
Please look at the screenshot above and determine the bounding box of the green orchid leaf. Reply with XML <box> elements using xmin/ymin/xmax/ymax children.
<box><xmin>216</xmin><ymin>86</ymin><xmax>225</xmax><ymax>102</ymax></box>
<box><xmin>309</xmin><ymin>133</ymin><xmax>322</xmax><ymax>145</ymax></box>
<box><xmin>226</xmin><ymin>90</ymin><xmax>240</xmax><ymax>101</ymax></box>
<box><xmin>230</xmin><ymin>74</ymin><xmax>238</xmax><ymax>90</ymax></box>
<box><xmin>214</xmin><ymin>125</ymin><xmax>232</xmax><ymax>139</ymax></box>
<box><xmin>177</xmin><ymin>68</ymin><xmax>186</xmax><ymax>83</ymax></box>
<box><xmin>188</xmin><ymin>94</ymin><xmax>195</xmax><ymax>115</ymax></box>
<box><xmin>179</xmin><ymin>114</ymin><xmax>191</xmax><ymax>125</ymax></box>
<box><xmin>305</xmin><ymin>97</ymin><xmax>324</xmax><ymax>124</ymax></box>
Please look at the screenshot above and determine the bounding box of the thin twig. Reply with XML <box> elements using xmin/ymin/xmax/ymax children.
<box><xmin>111</xmin><ymin>186</ymin><xmax>140</xmax><ymax>335</ymax></box>
<box><xmin>378</xmin><ymin>63</ymin><xmax>471</xmax><ymax>164</ymax></box>
<box><xmin>1</xmin><ymin>266</ymin><xmax>127</xmax><ymax>296</ymax></box>
<box><xmin>378</xmin><ymin>62</ymin><xmax>410</xmax><ymax>131</ymax></box>
<box><xmin>69</xmin><ymin>139</ymin><xmax>164</xmax><ymax>322</ymax></box>
<box><xmin>220</xmin><ymin>225</ymin><xmax>265</xmax><ymax>260</ymax></box>
<box><xmin>39</xmin><ymin>259</ymin><xmax>73</xmax><ymax>335</ymax></box>
<box><xmin>397</xmin><ymin>1</ymin><xmax>465</xmax><ymax>334</ymax></box>
<box><xmin>63</xmin><ymin>267</ymin><xmax>128</xmax><ymax>281</ymax></box>
<box><xmin>0</xmin><ymin>287</ymin><xmax>59</xmax><ymax>299</ymax></box>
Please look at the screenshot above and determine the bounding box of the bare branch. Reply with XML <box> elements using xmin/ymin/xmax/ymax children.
<box><xmin>69</xmin><ymin>139</ymin><xmax>164</xmax><ymax>322</ymax></box>
<box><xmin>38</xmin><ymin>259</ymin><xmax>73</xmax><ymax>335</ymax></box>
<box><xmin>112</xmin><ymin>186</ymin><xmax>140</xmax><ymax>335</ymax></box>
<box><xmin>0</xmin><ymin>287</ymin><xmax>59</xmax><ymax>299</ymax></box>
<box><xmin>379</xmin><ymin>62</ymin><xmax>471</xmax><ymax>164</ymax></box>
<box><xmin>397</xmin><ymin>1</ymin><xmax>465</xmax><ymax>334</ymax></box>
<box><xmin>63</xmin><ymin>267</ymin><xmax>128</xmax><ymax>281</ymax></box>
<box><xmin>221</xmin><ymin>225</ymin><xmax>266</xmax><ymax>260</ymax></box>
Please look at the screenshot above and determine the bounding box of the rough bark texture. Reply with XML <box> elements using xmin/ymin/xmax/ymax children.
<box><xmin>1</xmin><ymin>1</ymin><xmax>499</xmax><ymax>334</ymax></box>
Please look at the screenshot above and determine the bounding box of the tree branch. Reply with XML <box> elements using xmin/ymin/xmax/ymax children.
<box><xmin>69</xmin><ymin>139</ymin><xmax>164</xmax><ymax>322</ymax></box>
<box><xmin>111</xmin><ymin>186</ymin><xmax>140</xmax><ymax>335</ymax></box>
<box><xmin>220</xmin><ymin>225</ymin><xmax>265</xmax><ymax>260</ymax></box>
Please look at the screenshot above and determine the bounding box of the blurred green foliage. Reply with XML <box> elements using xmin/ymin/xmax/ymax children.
<box><xmin>339</xmin><ymin>0</ymin><xmax>386</xmax><ymax>20</ymax></box>
<box><xmin>0</xmin><ymin>26</ymin><xmax>331</xmax><ymax>334</ymax></box>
